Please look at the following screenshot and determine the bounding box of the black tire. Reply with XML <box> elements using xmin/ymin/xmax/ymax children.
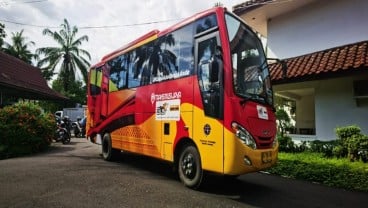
<box><xmin>102</xmin><ymin>133</ymin><xmax>120</xmax><ymax>161</ymax></box>
<box><xmin>178</xmin><ymin>145</ymin><xmax>203</xmax><ymax>189</ymax></box>
<box><xmin>62</xmin><ymin>133</ymin><xmax>71</xmax><ymax>144</ymax></box>
<box><xmin>74</xmin><ymin>127</ymin><xmax>80</xmax><ymax>138</ymax></box>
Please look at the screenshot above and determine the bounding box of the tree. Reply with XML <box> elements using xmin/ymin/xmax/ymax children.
<box><xmin>37</xmin><ymin>19</ymin><xmax>91</xmax><ymax>91</ymax></box>
<box><xmin>0</xmin><ymin>23</ymin><xmax>6</xmax><ymax>48</ymax></box>
<box><xmin>2</xmin><ymin>30</ymin><xmax>37</xmax><ymax>64</ymax></box>
<box><xmin>52</xmin><ymin>78</ymin><xmax>86</xmax><ymax>106</ymax></box>
<box><xmin>214</xmin><ymin>2</ymin><xmax>223</xmax><ymax>7</ymax></box>
<box><xmin>275</xmin><ymin>108</ymin><xmax>291</xmax><ymax>137</ymax></box>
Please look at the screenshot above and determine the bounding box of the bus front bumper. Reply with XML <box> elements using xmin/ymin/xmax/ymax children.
<box><xmin>224</xmin><ymin>142</ymin><xmax>279</xmax><ymax>175</ymax></box>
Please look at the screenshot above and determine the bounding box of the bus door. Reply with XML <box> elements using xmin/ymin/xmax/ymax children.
<box><xmin>100</xmin><ymin>65</ymin><xmax>109</xmax><ymax>118</ymax></box>
<box><xmin>88</xmin><ymin>65</ymin><xmax>109</xmax><ymax>127</ymax></box>
<box><xmin>193</xmin><ymin>31</ymin><xmax>224</xmax><ymax>173</ymax></box>
<box><xmin>88</xmin><ymin>67</ymin><xmax>102</xmax><ymax>127</ymax></box>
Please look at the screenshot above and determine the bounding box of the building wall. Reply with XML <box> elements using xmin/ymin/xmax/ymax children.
<box><xmin>267</xmin><ymin>0</ymin><xmax>368</xmax><ymax>58</ymax></box>
<box><xmin>296</xmin><ymin>94</ymin><xmax>315</xmax><ymax>131</ymax></box>
<box><xmin>315</xmin><ymin>76</ymin><xmax>368</xmax><ymax>140</ymax></box>
<box><xmin>274</xmin><ymin>74</ymin><xmax>368</xmax><ymax>140</ymax></box>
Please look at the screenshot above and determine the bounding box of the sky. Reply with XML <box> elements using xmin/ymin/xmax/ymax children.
<box><xmin>0</xmin><ymin>0</ymin><xmax>246</xmax><ymax>74</ymax></box>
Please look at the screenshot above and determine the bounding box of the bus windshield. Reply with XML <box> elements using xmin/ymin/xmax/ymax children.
<box><xmin>225</xmin><ymin>14</ymin><xmax>273</xmax><ymax>106</ymax></box>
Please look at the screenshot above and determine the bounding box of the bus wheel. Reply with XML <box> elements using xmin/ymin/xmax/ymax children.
<box><xmin>102</xmin><ymin>133</ymin><xmax>119</xmax><ymax>161</ymax></box>
<box><xmin>178</xmin><ymin>145</ymin><xmax>203</xmax><ymax>189</ymax></box>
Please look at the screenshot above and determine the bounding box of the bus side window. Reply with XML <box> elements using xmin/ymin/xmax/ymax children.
<box><xmin>108</xmin><ymin>54</ymin><xmax>128</xmax><ymax>92</ymax></box>
<box><xmin>198</xmin><ymin>37</ymin><xmax>218</xmax><ymax>90</ymax></box>
<box><xmin>128</xmin><ymin>50</ymin><xmax>141</xmax><ymax>88</ymax></box>
<box><xmin>89</xmin><ymin>68</ymin><xmax>102</xmax><ymax>96</ymax></box>
<box><xmin>130</xmin><ymin>45</ymin><xmax>150</xmax><ymax>86</ymax></box>
<box><xmin>197</xmin><ymin>36</ymin><xmax>221</xmax><ymax>118</ymax></box>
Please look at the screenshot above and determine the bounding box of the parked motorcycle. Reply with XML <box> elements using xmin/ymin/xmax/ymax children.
<box><xmin>72</xmin><ymin>116</ymin><xmax>86</xmax><ymax>138</ymax></box>
<box><xmin>55</xmin><ymin>116</ymin><xmax>71</xmax><ymax>144</ymax></box>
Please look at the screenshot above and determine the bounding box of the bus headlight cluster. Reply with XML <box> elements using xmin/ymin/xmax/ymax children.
<box><xmin>272</xmin><ymin>136</ymin><xmax>278</xmax><ymax>148</ymax></box>
<box><xmin>231</xmin><ymin>122</ymin><xmax>257</xmax><ymax>150</ymax></box>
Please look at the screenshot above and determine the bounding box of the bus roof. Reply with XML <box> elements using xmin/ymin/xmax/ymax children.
<box><xmin>101</xmin><ymin>29</ymin><xmax>159</xmax><ymax>62</ymax></box>
<box><xmin>92</xmin><ymin>6</ymin><xmax>226</xmax><ymax>68</ymax></box>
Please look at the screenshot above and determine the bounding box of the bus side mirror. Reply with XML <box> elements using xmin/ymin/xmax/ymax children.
<box><xmin>267</xmin><ymin>58</ymin><xmax>287</xmax><ymax>79</ymax></box>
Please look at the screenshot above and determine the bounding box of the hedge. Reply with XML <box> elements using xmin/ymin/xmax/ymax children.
<box><xmin>268</xmin><ymin>152</ymin><xmax>368</xmax><ymax>192</ymax></box>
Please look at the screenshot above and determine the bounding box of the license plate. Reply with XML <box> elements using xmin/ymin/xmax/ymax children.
<box><xmin>261</xmin><ymin>151</ymin><xmax>272</xmax><ymax>164</ymax></box>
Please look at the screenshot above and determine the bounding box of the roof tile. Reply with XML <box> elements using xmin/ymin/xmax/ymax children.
<box><xmin>0</xmin><ymin>51</ymin><xmax>67</xmax><ymax>100</ymax></box>
<box><xmin>270</xmin><ymin>40</ymin><xmax>368</xmax><ymax>84</ymax></box>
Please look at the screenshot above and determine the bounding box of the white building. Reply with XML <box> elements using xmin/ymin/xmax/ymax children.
<box><xmin>234</xmin><ymin>0</ymin><xmax>368</xmax><ymax>140</ymax></box>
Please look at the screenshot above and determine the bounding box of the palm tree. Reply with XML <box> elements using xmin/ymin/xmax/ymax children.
<box><xmin>37</xmin><ymin>19</ymin><xmax>91</xmax><ymax>91</ymax></box>
<box><xmin>0</xmin><ymin>23</ymin><xmax>6</xmax><ymax>48</ymax></box>
<box><xmin>3</xmin><ymin>30</ymin><xmax>37</xmax><ymax>64</ymax></box>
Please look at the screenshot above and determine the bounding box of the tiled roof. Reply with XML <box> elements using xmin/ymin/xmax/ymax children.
<box><xmin>269</xmin><ymin>41</ymin><xmax>368</xmax><ymax>84</ymax></box>
<box><xmin>0</xmin><ymin>51</ymin><xmax>68</xmax><ymax>100</ymax></box>
<box><xmin>233</xmin><ymin>0</ymin><xmax>272</xmax><ymax>15</ymax></box>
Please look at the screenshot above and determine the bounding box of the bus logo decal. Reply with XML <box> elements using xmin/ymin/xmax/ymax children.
<box><xmin>155</xmin><ymin>99</ymin><xmax>181</xmax><ymax>121</ymax></box>
<box><xmin>151</xmin><ymin>91</ymin><xmax>182</xmax><ymax>105</ymax></box>
<box><xmin>257</xmin><ymin>105</ymin><xmax>268</xmax><ymax>120</ymax></box>
<box><xmin>204</xmin><ymin>124</ymin><xmax>211</xmax><ymax>135</ymax></box>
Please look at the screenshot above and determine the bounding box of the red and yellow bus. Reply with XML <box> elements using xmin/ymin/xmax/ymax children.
<box><xmin>87</xmin><ymin>7</ymin><xmax>278</xmax><ymax>189</ymax></box>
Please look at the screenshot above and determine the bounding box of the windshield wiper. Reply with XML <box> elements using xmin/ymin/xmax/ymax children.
<box><xmin>239</xmin><ymin>94</ymin><xmax>264</xmax><ymax>106</ymax></box>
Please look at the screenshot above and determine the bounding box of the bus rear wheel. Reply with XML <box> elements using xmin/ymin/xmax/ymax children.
<box><xmin>102</xmin><ymin>133</ymin><xmax>120</xmax><ymax>161</ymax></box>
<box><xmin>178</xmin><ymin>145</ymin><xmax>203</xmax><ymax>189</ymax></box>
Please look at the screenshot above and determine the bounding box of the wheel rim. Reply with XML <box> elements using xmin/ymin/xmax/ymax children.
<box><xmin>181</xmin><ymin>153</ymin><xmax>196</xmax><ymax>179</ymax></box>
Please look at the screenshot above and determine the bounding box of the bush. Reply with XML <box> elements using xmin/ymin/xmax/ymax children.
<box><xmin>268</xmin><ymin>152</ymin><xmax>368</xmax><ymax>192</ymax></box>
<box><xmin>308</xmin><ymin>140</ymin><xmax>337</xmax><ymax>158</ymax></box>
<box><xmin>332</xmin><ymin>145</ymin><xmax>346</xmax><ymax>158</ymax></box>
<box><xmin>335</xmin><ymin>125</ymin><xmax>362</xmax><ymax>142</ymax></box>
<box><xmin>277</xmin><ymin>134</ymin><xmax>296</xmax><ymax>152</ymax></box>
<box><xmin>346</xmin><ymin>134</ymin><xmax>368</xmax><ymax>162</ymax></box>
<box><xmin>333</xmin><ymin>125</ymin><xmax>368</xmax><ymax>162</ymax></box>
<box><xmin>0</xmin><ymin>102</ymin><xmax>55</xmax><ymax>159</ymax></box>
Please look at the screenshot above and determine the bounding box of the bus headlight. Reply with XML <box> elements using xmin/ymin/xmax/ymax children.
<box><xmin>231</xmin><ymin>122</ymin><xmax>257</xmax><ymax>150</ymax></box>
<box><xmin>272</xmin><ymin>136</ymin><xmax>278</xmax><ymax>148</ymax></box>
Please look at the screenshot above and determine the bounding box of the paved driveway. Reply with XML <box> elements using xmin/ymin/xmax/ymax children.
<box><xmin>1</xmin><ymin>138</ymin><xmax>367</xmax><ymax>208</ymax></box>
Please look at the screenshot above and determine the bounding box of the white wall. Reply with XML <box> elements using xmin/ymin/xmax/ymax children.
<box><xmin>267</xmin><ymin>0</ymin><xmax>368</xmax><ymax>58</ymax></box>
<box><xmin>315</xmin><ymin>76</ymin><xmax>368</xmax><ymax>140</ymax></box>
<box><xmin>274</xmin><ymin>75</ymin><xmax>368</xmax><ymax>140</ymax></box>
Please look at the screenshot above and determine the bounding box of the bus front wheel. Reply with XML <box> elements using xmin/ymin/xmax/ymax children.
<box><xmin>102</xmin><ymin>133</ymin><xmax>120</xmax><ymax>161</ymax></box>
<box><xmin>178</xmin><ymin>145</ymin><xmax>203</xmax><ymax>189</ymax></box>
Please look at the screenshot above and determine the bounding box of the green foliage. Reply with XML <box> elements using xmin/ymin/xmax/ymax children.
<box><xmin>52</xmin><ymin>78</ymin><xmax>87</xmax><ymax>106</ymax></box>
<box><xmin>0</xmin><ymin>23</ymin><xmax>6</xmax><ymax>48</ymax></box>
<box><xmin>278</xmin><ymin>125</ymin><xmax>368</xmax><ymax>163</ymax></box>
<box><xmin>275</xmin><ymin>109</ymin><xmax>291</xmax><ymax>136</ymax></box>
<box><xmin>333</xmin><ymin>125</ymin><xmax>367</xmax><ymax>161</ymax></box>
<box><xmin>277</xmin><ymin>134</ymin><xmax>296</xmax><ymax>152</ymax></box>
<box><xmin>332</xmin><ymin>145</ymin><xmax>346</xmax><ymax>158</ymax></box>
<box><xmin>346</xmin><ymin>134</ymin><xmax>368</xmax><ymax>162</ymax></box>
<box><xmin>36</xmin><ymin>18</ymin><xmax>91</xmax><ymax>89</ymax></box>
<box><xmin>335</xmin><ymin>125</ymin><xmax>362</xmax><ymax>142</ymax></box>
<box><xmin>268</xmin><ymin>152</ymin><xmax>368</xmax><ymax>192</ymax></box>
<box><xmin>308</xmin><ymin>140</ymin><xmax>337</xmax><ymax>158</ymax></box>
<box><xmin>0</xmin><ymin>102</ymin><xmax>55</xmax><ymax>159</ymax></box>
<box><xmin>2</xmin><ymin>29</ymin><xmax>37</xmax><ymax>64</ymax></box>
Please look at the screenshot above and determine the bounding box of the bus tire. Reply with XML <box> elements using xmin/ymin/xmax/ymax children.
<box><xmin>102</xmin><ymin>133</ymin><xmax>119</xmax><ymax>161</ymax></box>
<box><xmin>178</xmin><ymin>145</ymin><xmax>203</xmax><ymax>189</ymax></box>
